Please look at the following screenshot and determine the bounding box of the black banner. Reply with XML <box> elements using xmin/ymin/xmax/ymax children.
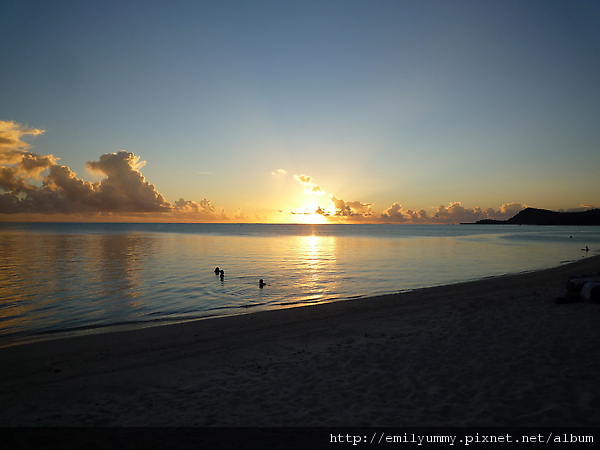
<box><xmin>1</xmin><ymin>427</ymin><xmax>598</xmax><ymax>450</ymax></box>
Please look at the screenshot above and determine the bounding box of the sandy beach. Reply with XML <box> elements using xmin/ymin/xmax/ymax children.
<box><xmin>1</xmin><ymin>255</ymin><xmax>600</xmax><ymax>428</ymax></box>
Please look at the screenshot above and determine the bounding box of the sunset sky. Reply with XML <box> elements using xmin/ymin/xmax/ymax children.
<box><xmin>1</xmin><ymin>0</ymin><xmax>599</xmax><ymax>223</ymax></box>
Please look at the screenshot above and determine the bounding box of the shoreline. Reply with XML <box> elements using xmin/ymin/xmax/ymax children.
<box><xmin>1</xmin><ymin>255</ymin><xmax>600</xmax><ymax>426</ymax></box>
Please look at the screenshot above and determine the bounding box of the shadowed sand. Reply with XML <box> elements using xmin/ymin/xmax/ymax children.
<box><xmin>1</xmin><ymin>255</ymin><xmax>599</xmax><ymax>426</ymax></box>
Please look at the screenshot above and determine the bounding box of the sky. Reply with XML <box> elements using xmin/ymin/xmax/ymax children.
<box><xmin>1</xmin><ymin>0</ymin><xmax>599</xmax><ymax>223</ymax></box>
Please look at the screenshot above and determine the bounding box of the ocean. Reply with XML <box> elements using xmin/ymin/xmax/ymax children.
<box><xmin>1</xmin><ymin>222</ymin><xmax>599</xmax><ymax>347</ymax></box>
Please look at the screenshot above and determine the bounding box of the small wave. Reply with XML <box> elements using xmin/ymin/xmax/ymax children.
<box><xmin>240</xmin><ymin>303</ymin><xmax>267</xmax><ymax>309</ymax></box>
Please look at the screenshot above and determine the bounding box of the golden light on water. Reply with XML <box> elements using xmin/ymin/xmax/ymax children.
<box><xmin>294</xmin><ymin>234</ymin><xmax>338</xmax><ymax>295</ymax></box>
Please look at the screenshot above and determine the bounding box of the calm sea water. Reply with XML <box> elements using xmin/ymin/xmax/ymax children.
<box><xmin>1</xmin><ymin>222</ymin><xmax>599</xmax><ymax>346</ymax></box>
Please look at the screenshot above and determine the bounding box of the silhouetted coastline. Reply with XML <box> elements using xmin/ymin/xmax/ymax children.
<box><xmin>463</xmin><ymin>207</ymin><xmax>600</xmax><ymax>226</ymax></box>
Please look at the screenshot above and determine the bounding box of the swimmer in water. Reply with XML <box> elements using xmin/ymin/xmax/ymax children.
<box><xmin>259</xmin><ymin>279</ymin><xmax>267</xmax><ymax>288</ymax></box>
<box><xmin>220</xmin><ymin>269</ymin><xmax>225</xmax><ymax>279</ymax></box>
<box><xmin>214</xmin><ymin>266</ymin><xmax>220</xmax><ymax>275</ymax></box>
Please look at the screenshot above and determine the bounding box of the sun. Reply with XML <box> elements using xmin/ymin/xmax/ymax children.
<box><xmin>276</xmin><ymin>183</ymin><xmax>335</xmax><ymax>224</ymax></box>
<box><xmin>295</xmin><ymin>211</ymin><xmax>329</xmax><ymax>224</ymax></box>
<box><xmin>287</xmin><ymin>201</ymin><xmax>330</xmax><ymax>224</ymax></box>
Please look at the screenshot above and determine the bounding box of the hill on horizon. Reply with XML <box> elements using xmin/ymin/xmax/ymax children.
<box><xmin>468</xmin><ymin>207</ymin><xmax>600</xmax><ymax>225</ymax></box>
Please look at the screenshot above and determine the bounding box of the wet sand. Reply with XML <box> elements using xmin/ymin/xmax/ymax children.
<box><xmin>1</xmin><ymin>255</ymin><xmax>599</xmax><ymax>427</ymax></box>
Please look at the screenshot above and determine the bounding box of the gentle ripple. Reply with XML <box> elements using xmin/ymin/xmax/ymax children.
<box><xmin>0</xmin><ymin>222</ymin><xmax>599</xmax><ymax>346</ymax></box>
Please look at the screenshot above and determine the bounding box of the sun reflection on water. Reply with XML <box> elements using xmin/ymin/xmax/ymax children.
<box><xmin>2</xmin><ymin>223</ymin><xmax>599</xmax><ymax>346</ymax></box>
<box><xmin>293</xmin><ymin>234</ymin><xmax>339</xmax><ymax>298</ymax></box>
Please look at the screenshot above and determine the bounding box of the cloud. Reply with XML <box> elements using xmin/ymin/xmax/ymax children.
<box><xmin>379</xmin><ymin>203</ymin><xmax>409</xmax><ymax>223</ymax></box>
<box><xmin>331</xmin><ymin>196</ymin><xmax>374</xmax><ymax>217</ymax></box>
<box><xmin>0</xmin><ymin>120</ymin><xmax>232</xmax><ymax>218</ymax></box>
<box><xmin>434</xmin><ymin>202</ymin><xmax>529</xmax><ymax>223</ymax></box>
<box><xmin>295</xmin><ymin>174</ymin><xmax>311</xmax><ymax>184</ymax></box>
<box><xmin>565</xmin><ymin>204</ymin><xmax>598</xmax><ymax>213</ymax></box>
<box><xmin>294</xmin><ymin>174</ymin><xmax>324</xmax><ymax>194</ymax></box>
<box><xmin>286</xmin><ymin>170</ymin><xmax>533</xmax><ymax>224</ymax></box>
<box><xmin>0</xmin><ymin>147</ymin><xmax>172</xmax><ymax>214</ymax></box>
<box><xmin>0</xmin><ymin>121</ymin><xmax>558</xmax><ymax>224</ymax></box>
<box><xmin>0</xmin><ymin>120</ymin><xmax>46</xmax><ymax>161</ymax></box>
<box><xmin>85</xmin><ymin>151</ymin><xmax>172</xmax><ymax>212</ymax></box>
<box><xmin>173</xmin><ymin>198</ymin><xmax>227</xmax><ymax>220</ymax></box>
<box><xmin>494</xmin><ymin>202</ymin><xmax>528</xmax><ymax>219</ymax></box>
<box><xmin>287</xmin><ymin>171</ymin><xmax>534</xmax><ymax>224</ymax></box>
<box><xmin>380</xmin><ymin>201</ymin><xmax>530</xmax><ymax>224</ymax></box>
<box><xmin>233</xmin><ymin>208</ymin><xmax>249</xmax><ymax>221</ymax></box>
<box><xmin>380</xmin><ymin>204</ymin><xmax>431</xmax><ymax>223</ymax></box>
<box><xmin>0</xmin><ymin>121</ymin><xmax>57</xmax><ymax>179</ymax></box>
<box><xmin>434</xmin><ymin>202</ymin><xmax>485</xmax><ymax>223</ymax></box>
<box><xmin>315</xmin><ymin>206</ymin><xmax>329</xmax><ymax>216</ymax></box>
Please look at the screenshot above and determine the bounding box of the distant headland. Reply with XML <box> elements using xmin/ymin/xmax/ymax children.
<box><xmin>463</xmin><ymin>207</ymin><xmax>600</xmax><ymax>226</ymax></box>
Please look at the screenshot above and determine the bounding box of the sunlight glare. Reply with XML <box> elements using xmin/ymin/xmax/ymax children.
<box><xmin>294</xmin><ymin>210</ymin><xmax>328</xmax><ymax>224</ymax></box>
<box><xmin>292</xmin><ymin>199</ymin><xmax>330</xmax><ymax>224</ymax></box>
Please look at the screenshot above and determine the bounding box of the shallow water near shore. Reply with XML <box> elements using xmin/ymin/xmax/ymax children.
<box><xmin>1</xmin><ymin>222</ymin><xmax>599</xmax><ymax>346</ymax></box>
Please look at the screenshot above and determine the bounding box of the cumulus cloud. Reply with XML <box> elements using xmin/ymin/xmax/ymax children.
<box><xmin>434</xmin><ymin>202</ymin><xmax>486</xmax><ymax>223</ymax></box>
<box><xmin>380</xmin><ymin>204</ymin><xmax>431</xmax><ymax>223</ymax></box>
<box><xmin>379</xmin><ymin>203</ymin><xmax>409</xmax><ymax>223</ymax></box>
<box><xmin>85</xmin><ymin>151</ymin><xmax>172</xmax><ymax>212</ymax></box>
<box><xmin>233</xmin><ymin>208</ymin><xmax>250</xmax><ymax>221</ymax></box>
<box><xmin>0</xmin><ymin>145</ymin><xmax>172</xmax><ymax>214</ymax></box>
<box><xmin>173</xmin><ymin>198</ymin><xmax>227</xmax><ymax>220</ymax></box>
<box><xmin>330</xmin><ymin>196</ymin><xmax>374</xmax><ymax>217</ymax></box>
<box><xmin>289</xmin><ymin>172</ymin><xmax>523</xmax><ymax>223</ymax></box>
<box><xmin>0</xmin><ymin>121</ymin><xmax>57</xmax><ymax>181</ymax></box>
<box><xmin>0</xmin><ymin>121</ymin><xmax>542</xmax><ymax>224</ymax></box>
<box><xmin>295</xmin><ymin>174</ymin><xmax>311</xmax><ymax>183</ymax></box>
<box><xmin>0</xmin><ymin>120</ymin><xmax>231</xmax><ymax>219</ymax></box>
<box><xmin>494</xmin><ymin>202</ymin><xmax>528</xmax><ymax>219</ymax></box>
<box><xmin>0</xmin><ymin>120</ymin><xmax>46</xmax><ymax>162</ymax></box>
<box><xmin>294</xmin><ymin>174</ymin><xmax>324</xmax><ymax>194</ymax></box>
<box><xmin>380</xmin><ymin>201</ymin><xmax>529</xmax><ymax>224</ymax></box>
<box><xmin>286</xmin><ymin>170</ymin><xmax>532</xmax><ymax>224</ymax></box>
